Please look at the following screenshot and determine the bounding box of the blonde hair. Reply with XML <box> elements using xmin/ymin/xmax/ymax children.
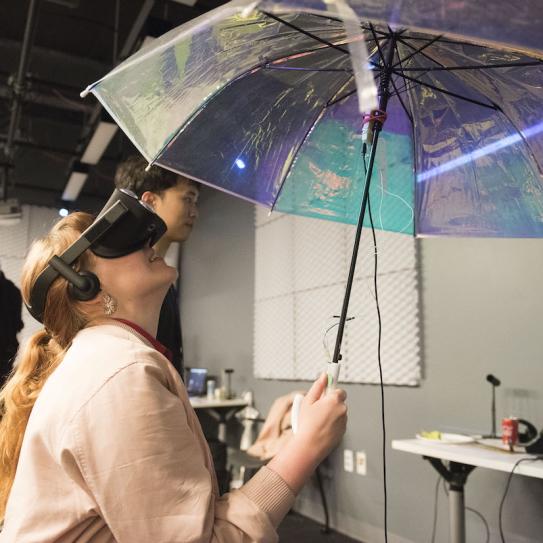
<box><xmin>0</xmin><ymin>212</ymin><xmax>95</xmax><ymax>519</ymax></box>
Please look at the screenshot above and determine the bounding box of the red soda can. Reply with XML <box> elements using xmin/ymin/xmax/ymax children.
<box><xmin>502</xmin><ymin>417</ymin><xmax>519</xmax><ymax>446</ymax></box>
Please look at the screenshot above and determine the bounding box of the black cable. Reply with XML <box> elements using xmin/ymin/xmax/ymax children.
<box><xmin>466</xmin><ymin>506</ymin><xmax>490</xmax><ymax>543</ymax></box>
<box><xmin>499</xmin><ymin>456</ymin><xmax>543</xmax><ymax>542</ymax></box>
<box><xmin>315</xmin><ymin>465</ymin><xmax>331</xmax><ymax>533</ymax></box>
<box><xmin>363</xmin><ymin>146</ymin><xmax>388</xmax><ymax>543</ymax></box>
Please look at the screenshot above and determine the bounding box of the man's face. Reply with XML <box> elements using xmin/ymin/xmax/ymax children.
<box><xmin>152</xmin><ymin>177</ymin><xmax>199</xmax><ymax>243</ymax></box>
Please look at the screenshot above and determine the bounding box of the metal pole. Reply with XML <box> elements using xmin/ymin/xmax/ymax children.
<box><xmin>491</xmin><ymin>384</ymin><xmax>497</xmax><ymax>438</ymax></box>
<box><xmin>448</xmin><ymin>485</ymin><xmax>466</xmax><ymax>543</ymax></box>
<box><xmin>72</xmin><ymin>0</ymin><xmax>156</xmax><ymax>163</ymax></box>
<box><xmin>4</xmin><ymin>0</ymin><xmax>40</xmax><ymax>161</ymax></box>
<box><xmin>332</xmin><ymin>34</ymin><xmax>397</xmax><ymax>365</ymax></box>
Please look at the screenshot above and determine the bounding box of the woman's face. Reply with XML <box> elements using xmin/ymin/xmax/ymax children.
<box><xmin>91</xmin><ymin>244</ymin><xmax>177</xmax><ymax>307</ymax></box>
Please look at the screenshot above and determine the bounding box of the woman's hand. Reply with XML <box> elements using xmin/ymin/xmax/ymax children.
<box><xmin>295</xmin><ymin>372</ymin><xmax>348</xmax><ymax>464</ymax></box>
<box><xmin>267</xmin><ymin>373</ymin><xmax>347</xmax><ymax>494</ymax></box>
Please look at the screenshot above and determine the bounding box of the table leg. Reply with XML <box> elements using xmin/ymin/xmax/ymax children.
<box><xmin>424</xmin><ymin>458</ymin><xmax>475</xmax><ymax>543</ymax></box>
<box><xmin>205</xmin><ymin>408</ymin><xmax>243</xmax><ymax>443</ymax></box>
<box><xmin>449</xmin><ymin>485</ymin><xmax>465</xmax><ymax>543</ymax></box>
<box><xmin>218</xmin><ymin>420</ymin><xmax>227</xmax><ymax>442</ymax></box>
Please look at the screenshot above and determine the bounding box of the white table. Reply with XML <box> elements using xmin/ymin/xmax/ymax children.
<box><xmin>392</xmin><ymin>439</ymin><xmax>543</xmax><ymax>543</ymax></box>
<box><xmin>190</xmin><ymin>397</ymin><xmax>249</xmax><ymax>442</ymax></box>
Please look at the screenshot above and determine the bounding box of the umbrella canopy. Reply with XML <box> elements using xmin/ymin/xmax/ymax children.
<box><xmin>82</xmin><ymin>1</ymin><xmax>543</xmax><ymax>238</ymax></box>
<box><xmin>270</xmin><ymin>0</ymin><xmax>543</xmax><ymax>57</ymax></box>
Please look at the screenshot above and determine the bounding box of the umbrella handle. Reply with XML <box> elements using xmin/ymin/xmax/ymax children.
<box><xmin>291</xmin><ymin>363</ymin><xmax>342</xmax><ymax>434</ymax></box>
<box><xmin>326</xmin><ymin>362</ymin><xmax>341</xmax><ymax>391</ymax></box>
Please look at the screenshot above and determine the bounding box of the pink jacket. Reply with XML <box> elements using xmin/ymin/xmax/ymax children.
<box><xmin>1</xmin><ymin>323</ymin><xmax>294</xmax><ymax>542</ymax></box>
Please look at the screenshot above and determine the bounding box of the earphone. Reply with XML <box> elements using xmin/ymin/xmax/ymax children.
<box><xmin>48</xmin><ymin>256</ymin><xmax>101</xmax><ymax>301</ymax></box>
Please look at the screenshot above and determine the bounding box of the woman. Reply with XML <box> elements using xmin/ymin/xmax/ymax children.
<box><xmin>0</xmin><ymin>212</ymin><xmax>347</xmax><ymax>542</ymax></box>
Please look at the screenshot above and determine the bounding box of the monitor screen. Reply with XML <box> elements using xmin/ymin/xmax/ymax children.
<box><xmin>187</xmin><ymin>368</ymin><xmax>208</xmax><ymax>396</ymax></box>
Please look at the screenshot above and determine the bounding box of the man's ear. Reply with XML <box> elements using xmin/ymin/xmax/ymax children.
<box><xmin>141</xmin><ymin>191</ymin><xmax>158</xmax><ymax>209</ymax></box>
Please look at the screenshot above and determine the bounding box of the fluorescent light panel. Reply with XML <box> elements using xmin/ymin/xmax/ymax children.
<box><xmin>62</xmin><ymin>171</ymin><xmax>88</xmax><ymax>201</ymax></box>
<box><xmin>81</xmin><ymin>121</ymin><xmax>118</xmax><ymax>164</ymax></box>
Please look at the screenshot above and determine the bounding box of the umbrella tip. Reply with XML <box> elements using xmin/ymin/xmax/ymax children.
<box><xmin>80</xmin><ymin>87</ymin><xmax>90</xmax><ymax>98</ymax></box>
<box><xmin>239</xmin><ymin>0</ymin><xmax>259</xmax><ymax>18</ymax></box>
<box><xmin>145</xmin><ymin>162</ymin><xmax>153</xmax><ymax>172</ymax></box>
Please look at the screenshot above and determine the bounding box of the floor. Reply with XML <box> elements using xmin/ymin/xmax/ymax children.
<box><xmin>277</xmin><ymin>512</ymin><xmax>362</xmax><ymax>542</ymax></box>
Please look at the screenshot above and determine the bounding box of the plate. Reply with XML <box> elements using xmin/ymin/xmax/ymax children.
<box><xmin>416</xmin><ymin>433</ymin><xmax>476</xmax><ymax>444</ymax></box>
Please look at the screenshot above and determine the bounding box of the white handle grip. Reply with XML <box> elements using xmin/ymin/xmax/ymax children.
<box><xmin>326</xmin><ymin>362</ymin><xmax>341</xmax><ymax>392</ymax></box>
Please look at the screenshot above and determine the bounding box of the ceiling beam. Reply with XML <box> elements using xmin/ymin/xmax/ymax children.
<box><xmin>0</xmin><ymin>82</ymin><xmax>94</xmax><ymax>115</ymax></box>
<box><xmin>0</xmin><ymin>133</ymin><xmax>78</xmax><ymax>158</ymax></box>
<box><xmin>0</xmin><ymin>38</ymin><xmax>110</xmax><ymax>86</ymax></box>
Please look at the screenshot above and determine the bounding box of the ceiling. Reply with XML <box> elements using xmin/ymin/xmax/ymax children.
<box><xmin>0</xmin><ymin>0</ymin><xmax>226</xmax><ymax>212</ymax></box>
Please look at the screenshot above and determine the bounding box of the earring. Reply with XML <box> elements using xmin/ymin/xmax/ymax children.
<box><xmin>103</xmin><ymin>293</ymin><xmax>117</xmax><ymax>316</ymax></box>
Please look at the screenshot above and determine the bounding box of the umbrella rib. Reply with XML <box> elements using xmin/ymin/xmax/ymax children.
<box><xmin>268</xmin><ymin>107</ymin><xmax>328</xmax><ymax>214</ymax></box>
<box><xmin>489</xmin><ymin>100</ymin><xmax>543</xmax><ymax>176</ymax></box>
<box><xmin>395</xmin><ymin>35</ymin><xmax>453</xmax><ymax>69</ymax></box>
<box><xmin>398</xmin><ymin>60</ymin><xmax>542</xmax><ymax>72</ymax></box>
<box><xmin>367</xmin><ymin>24</ymin><xmax>409</xmax><ymax>80</ymax></box>
<box><xmin>325</xmin><ymin>86</ymin><xmax>356</xmax><ymax>107</ymax></box>
<box><xmin>391</xmin><ymin>34</ymin><xmax>443</xmax><ymax>69</ymax></box>
<box><xmin>390</xmin><ymin>80</ymin><xmax>415</xmax><ymax>122</ymax></box>
<box><xmin>390</xmin><ymin>69</ymin><xmax>498</xmax><ymax>109</ymax></box>
<box><xmin>264</xmin><ymin>42</ymin><xmax>358</xmax><ymax>67</ymax></box>
<box><xmin>399</xmin><ymin>35</ymin><xmax>499</xmax><ymax>48</ymax></box>
<box><xmin>361</xmin><ymin>25</ymin><xmax>390</xmax><ymax>37</ymax></box>
<box><xmin>148</xmin><ymin>43</ymin><xmax>355</xmax><ymax>165</ymax></box>
<box><xmin>390</xmin><ymin>42</ymin><xmax>414</xmax><ymax>124</ymax></box>
<box><xmin>325</xmin><ymin>67</ymin><xmax>383</xmax><ymax>107</ymax></box>
<box><xmin>264</xmin><ymin>66</ymin><xmax>352</xmax><ymax>73</ymax></box>
<box><xmin>368</xmin><ymin>23</ymin><xmax>388</xmax><ymax>71</ymax></box>
<box><xmin>392</xmin><ymin>37</ymin><xmax>541</xmax><ymax>76</ymax></box>
<box><xmin>390</xmin><ymin>78</ymin><xmax>418</xmax><ymax>98</ymax></box>
<box><xmin>269</xmin><ymin>70</ymin><xmax>355</xmax><ymax>213</ymax></box>
<box><xmin>392</xmin><ymin>37</ymin><xmax>498</xmax><ymax>110</ymax></box>
<box><xmin>389</xmin><ymin>42</ymin><xmax>418</xmax><ymax>231</ymax></box>
<box><xmin>262</xmin><ymin>12</ymin><xmax>350</xmax><ymax>56</ymax></box>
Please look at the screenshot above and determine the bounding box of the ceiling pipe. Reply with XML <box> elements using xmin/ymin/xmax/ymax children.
<box><xmin>0</xmin><ymin>83</ymin><xmax>95</xmax><ymax>115</ymax></box>
<box><xmin>0</xmin><ymin>134</ymin><xmax>86</xmax><ymax>158</ymax></box>
<box><xmin>75</xmin><ymin>0</ymin><xmax>156</xmax><ymax>154</ymax></box>
<box><xmin>67</xmin><ymin>0</ymin><xmax>156</xmax><ymax>199</ymax></box>
<box><xmin>4</xmin><ymin>0</ymin><xmax>41</xmax><ymax>162</ymax></box>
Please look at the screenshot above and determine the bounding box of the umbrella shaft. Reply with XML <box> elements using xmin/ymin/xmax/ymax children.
<box><xmin>331</xmin><ymin>34</ymin><xmax>397</xmax><ymax>365</ymax></box>
<box><xmin>331</xmin><ymin>126</ymin><xmax>381</xmax><ymax>364</ymax></box>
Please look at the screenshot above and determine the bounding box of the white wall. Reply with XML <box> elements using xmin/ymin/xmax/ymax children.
<box><xmin>0</xmin><ymin>206</ymin><xmax>60</xmax><ymax>347</ymax></box>
<box><xmin>181</xmin><ymin>189</ymin><xmax>543</xmax><ymax>543</ymax></box>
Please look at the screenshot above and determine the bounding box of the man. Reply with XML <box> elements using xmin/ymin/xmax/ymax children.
<box><xmin>0</xmin><ymin>266</ymin><xmax>24</xmax><ymax>384</ymax></box>
<box><xmin>114</xmin><ymin>155</ymin><xmax>199</xmax><ymax>379</ymax></box>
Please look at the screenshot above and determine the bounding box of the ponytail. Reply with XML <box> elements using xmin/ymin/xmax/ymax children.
<box><xmin>0</xmin><ymin>330</ymin><xmax>66</xmax><ymax>515</ymax></box>
<box><xmin>0</xmin><ymin>211</ymin><xmax>94</xmax><ymax>519</ymax></box>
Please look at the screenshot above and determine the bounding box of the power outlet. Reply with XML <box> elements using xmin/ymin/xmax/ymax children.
<box><xmin>343</xmin><ymin>449</ymin><xmax>354</xmax><ymax>472</ymax></box>
<box><xmin>356</xmin><ymin>451</ymin><xmax>367</xmax><ymax>475</ymax></box>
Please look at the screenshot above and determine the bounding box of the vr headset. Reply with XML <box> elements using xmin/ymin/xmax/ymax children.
<box><xmin>27</xmin><ymin>188</ymin><xmax>166</xmax><ymax>323</ymax></box>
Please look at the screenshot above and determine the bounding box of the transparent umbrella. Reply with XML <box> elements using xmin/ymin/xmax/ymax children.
<box><xmin>81</xmin><ymin>0</ymin><xmax>543</xmax><ymax>364</ymax></box>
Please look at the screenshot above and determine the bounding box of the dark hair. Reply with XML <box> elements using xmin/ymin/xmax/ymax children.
<box><xmin>114</xmin><ymin>155</ymin><xmax>199</xmax><ymax>197</ymax></box>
